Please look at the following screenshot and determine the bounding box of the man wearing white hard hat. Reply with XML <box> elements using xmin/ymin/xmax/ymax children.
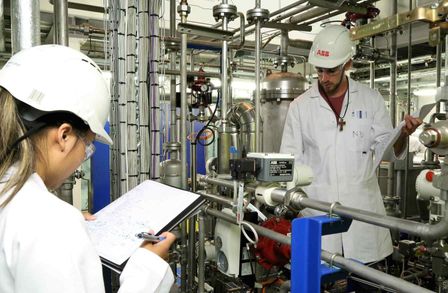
<box><xmin>280</xmin><ymin>25</ymin><xmax>421</xmax><ymax>264</ymax></box>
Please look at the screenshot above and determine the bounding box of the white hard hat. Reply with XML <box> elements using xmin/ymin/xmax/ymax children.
<box><xmin>0</xmin><ymin>45</ymin><xmax>112</xmax><ymax>145</ymax></box>
<box><xmin>308</xmin><ymin>25</ymin><xmax>355</xmax><ymax>68</ymax></box>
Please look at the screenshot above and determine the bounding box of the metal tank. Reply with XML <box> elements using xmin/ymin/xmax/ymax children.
<box><xmin>261</xmin><ymin>71</ymin><xmax>308</xmax><ymax>152</ymax></box>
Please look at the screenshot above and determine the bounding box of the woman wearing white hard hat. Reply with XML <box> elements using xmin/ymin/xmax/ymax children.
<box><xmin>0</xmin><ymin>45</ymin><xmax>176</xmax><ymax>293</ymax></box>
<box><xmin>281</xmin><ymin>25</ymin><xmax>421</xmax><ymax>263</ymax></box>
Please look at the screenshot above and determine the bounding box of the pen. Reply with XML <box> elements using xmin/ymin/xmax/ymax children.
<box><xmin>136</xmin><ymin>232</ymin><xmax>166</xmax><ymax>243</ymax></box>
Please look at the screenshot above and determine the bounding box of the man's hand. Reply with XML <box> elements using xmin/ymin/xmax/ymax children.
<box><xmin>394</xmin><ymin>115</ymin><xmax>423</xmax><ymax>156</ymax></box>
<box><xmin>401</xmin><ymin>114</ymin><xmax>422</xmax><ymax>136</ymax></box>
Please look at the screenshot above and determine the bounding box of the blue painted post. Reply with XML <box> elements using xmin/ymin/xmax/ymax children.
<box><xmin>291</xmin><ymin>215</ymin><xmax>352</xmax><ymax>292</ymax></box>
<box><xmin>91</xmin><ymin>122</ymin><xmax>111</xmax><ymax>213</ymax></box>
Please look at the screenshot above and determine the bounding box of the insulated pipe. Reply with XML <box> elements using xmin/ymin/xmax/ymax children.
<box><xmin>54</xmin><ymin>0</ymin><xmax>69</xmax><ymax>46</ymax></box>
<box><xmin>138</xmin><ymin>0</ymin><xmax>151</xmax><ymax>182</ymax></box>
<box><xmin>205</xmin><ymin>207</ymin><xmax>434</xmax><ymax>293</ymax></box>
<box><xmin>227</xmin><ymin>102</ymin><xmax>256</xmax><ymax>152</ymax></box>
<box><xmin>11</xmin><ymin>0</ymin><xmax>40</xmax><ymax>54</ymax></box>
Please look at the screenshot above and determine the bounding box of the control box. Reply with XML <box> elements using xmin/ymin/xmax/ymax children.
<box><xmin>246</xmin><ymin>153</ymin><xmax>294</xmax><ymax>182</ymax></box>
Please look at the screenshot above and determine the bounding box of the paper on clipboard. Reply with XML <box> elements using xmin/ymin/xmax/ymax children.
<box><xmin>85</xmin><ymin>180</ymin><xmax>205</xmax><ymax>269</ymax></box>
<box><xmin>373</xmin><ymin>102</ymin><xmax>436</xmax><ymax>168</ymax></box>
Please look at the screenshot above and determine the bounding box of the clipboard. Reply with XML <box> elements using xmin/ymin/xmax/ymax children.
<box><xmin>85</xmin><ymin>180</ymin><xmax>205</xmax><ymax>271</ymax></box>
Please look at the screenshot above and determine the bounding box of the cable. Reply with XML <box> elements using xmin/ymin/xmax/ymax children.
<box><xmin>194</xmin><ymin>91</ymin><xmax>220</xmax><ymax>146</ymax></box>
<box><xmin>241</xmin><ymin>221</ymin><xmax>259</xmax><ymax>245</ymax></box>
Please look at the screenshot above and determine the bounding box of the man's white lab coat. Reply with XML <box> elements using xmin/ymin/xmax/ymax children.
<box><xmin>280</xmin><ymin>78</ymin><xmax>395</xmax><ymax>263</ymax></box>
<box><xmin>0</xmin><ymin>168</ymin><xmax>174</xmax><ymax>293</ymax></box>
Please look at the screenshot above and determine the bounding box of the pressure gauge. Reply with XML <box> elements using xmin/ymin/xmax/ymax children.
<box><xmin>200</xmin><ymin>84</ymin><xmax>209</xmax><ymax>92</ymax></box>
<box><xmin>217</xmin><ymin>250</ymin><xmax>228</xmax><ymax>272</ymax></box>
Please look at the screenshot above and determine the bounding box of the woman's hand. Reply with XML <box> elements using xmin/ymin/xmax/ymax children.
<box><xmin>141</xmin><ymin>231</ymin><xmax>176</xmax><ymax>260</ymax></box>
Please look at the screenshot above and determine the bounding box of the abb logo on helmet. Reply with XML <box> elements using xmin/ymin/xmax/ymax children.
<box><xmin>316</xmin><ymin>49</ymin><xmax>330</xmax><ymax>57</ymax></box>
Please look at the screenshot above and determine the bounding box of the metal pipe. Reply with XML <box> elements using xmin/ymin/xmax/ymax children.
<box><xmin>0</xmin><ymin>0</ymin><xmax>5</xmax><ymax>52</ymax></box>
<box><xmin>232</xmin><ymin>1</ymin><xmax>310</xmax><ymax>42</ymax></box>
<box><xmin>188</xmin><ymin>135</ymin><xmax>197</xmax><ymax>291</ymax></box>
<box><xmin>445</xmin><ymin>34</ymin><xmax>448</xmax><ymax>85</ymax></box>
<box><xmin>170</xmin><ymin>0</ymin><xmax>178</xmax><ymax>147</ymax></box>
<box><xmin>288</xmin><ymin>6</ymin><xmax>329</xmax><ymax>24</ymax></box>
<box><xmin>180</xmin><ymin>221</ymin><xmax>188</xmax><ymax>293</ymax></box>
<box><xmin>292</xmin><ymin>194</ymin><xmax>448</xmax><ymax>241</ymax></box>
<box><xmin>369</xmin><ymin>38</ymin><xmax>375</xmax><ymax>89</ymax></box>
<box><xmin>205</xmin><ymin>207</ymin><xmax>434</xmax><ymax>293</ymax></box>
<box><xmin>198</xmin><ymin>210</ymin><xmax>205</xmax><ymax>293</ymax></box>
<box><xmin>321</xmin><ymin>251</ymin><xmax>434</xmax><ymax>293</ymax></box>
<box><xmin>255</xmin><ymin>18</ymin><xmax>261</xmax><ymax>152</ymax></box>
<box><xmin>197</xmin><ymin>191</ymin><xmax>234</xmax><ymax>206</ymax></box>
<box><xmin>199</xmin><ymin>176</ymin><xmax>448</xmax><ymax>240</ymax></box>
<box><xmin>53</xmin><ymin>0</ymin><xmax>72</xmax><ymax>206</ymax></box>
<box><xmin>403</xmin><ymin>1</ymin><xmax>413</xmax><ymax>218</ymax></box>
<box><xmin>221</xmin><ymin>17</ymin><xmax>229</xmax><ymax>120</ymax></box>
<box><xmin>387</xmin><ymin>2</ymin><xmax>398</xmax><ymax>201</ymax></box>
<box><xmin>11</xmin><ymin>0</ymin><xmax>41</xmax><ymax>53</ymax></box>
<box><xmin>54</xmin><ymin>0</ymin><xmax>69</xmax><ymax>46</ymax></box>
<box><xmin>180</xmin><ymin>6</ymin><xmax>188</xmax><ymax>190</ymax></box>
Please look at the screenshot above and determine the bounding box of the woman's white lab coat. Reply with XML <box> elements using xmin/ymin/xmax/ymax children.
<box><xmin>280</xmin><ymin>78</ymin><xmax>395</xmax><ymax>263</ymax></box>
<box><xmin>0</xmin><ymin>168</ymin><xmax>174</xmax><ymax>293</ymax></box>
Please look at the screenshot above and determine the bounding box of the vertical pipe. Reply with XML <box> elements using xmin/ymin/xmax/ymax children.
<box><xmin>170</xmin><ymin>0</ymin><xmax>178</xmax><ymax>147</ymax></box>
<box><xmin>436</xmin><ymin>40</ymin><xmax>442</xmax><ymax>113</ymax></box>
<box><xmin>109</xmin><ymin>0</ymin><xmax>120</xmax><ymax>198</ymax></box>
<box><xmin>149</xmin><ymin>0</ymin><xmax>161</xmax><ymax>180</ymax></box>
<box><xmin>188</xmin><ymin>138</ymin><xmax>197</xmax><ymax>291</ymax></box>
<box><xmin>126</xmin><ymin>0</ymin><xmax>138</xmax><ymax>189</ymax></box>
<box><xmin>369</xmin><ymin>39</ymin><xmax>375</xmax><ymax>89</ymax></box>
<box><xmin>53</xmin><ymin>0</ymin><xmax>72</xmax><ymax>205</ymax></box>
<box><xmin>138</xmin><ymin>0</ymin><xmax>150</xmax><ymax>182</ymax></box>
<box><xmin>217</xmin><ymin>10</ymin><xmax>232</xmax><ymax>174</ymax></box>
<box><xmin>280</xmin><ymin>30</ymin><xmax>288</xmax><ymax>72</ymax></box>
<box><xmin>178</xmin><ymin>2</ymin><xmax>189</xmax><ymax>292</ymax></box>
<box><xmin>0</xmin><ymin>0</ymin><xmax>4</xmax><ymax>52</ymax></box>
<box><xmin>221</xmin><ymin>17</ymin><xmax>229</xmax><ymax>120</ymax></box>
<box><xmin>254</xmin><ymin>13</ymin><xmax>262</xmax><ymax>152</ymax></box>
<box><xmin>387</xmin><ymin>1</ymin><xmax>397</xmax><ymax>199</ymax></box>
<box><xmin>54</xmin><ymin>0</ymin><xmax>69</xmax><ymax>46</ymax></box>
<box><xmin>180</xmin><ymin>8</ymin><xmax>188</xmax><ymax>190</ymax></box>
<box><xmin>403</xmin><ymin>0</ymin><xmax>413</xmax><ymax>218</ymax></box>
<box><xmin>198</xmin><ymin>210</ymin><xmax>205</xmax><ymax>293</ymax></box>
<box><xmin>11</xmin><ymin>0</ymin><xmax>40</xmax><ymax>54</ymax></box>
